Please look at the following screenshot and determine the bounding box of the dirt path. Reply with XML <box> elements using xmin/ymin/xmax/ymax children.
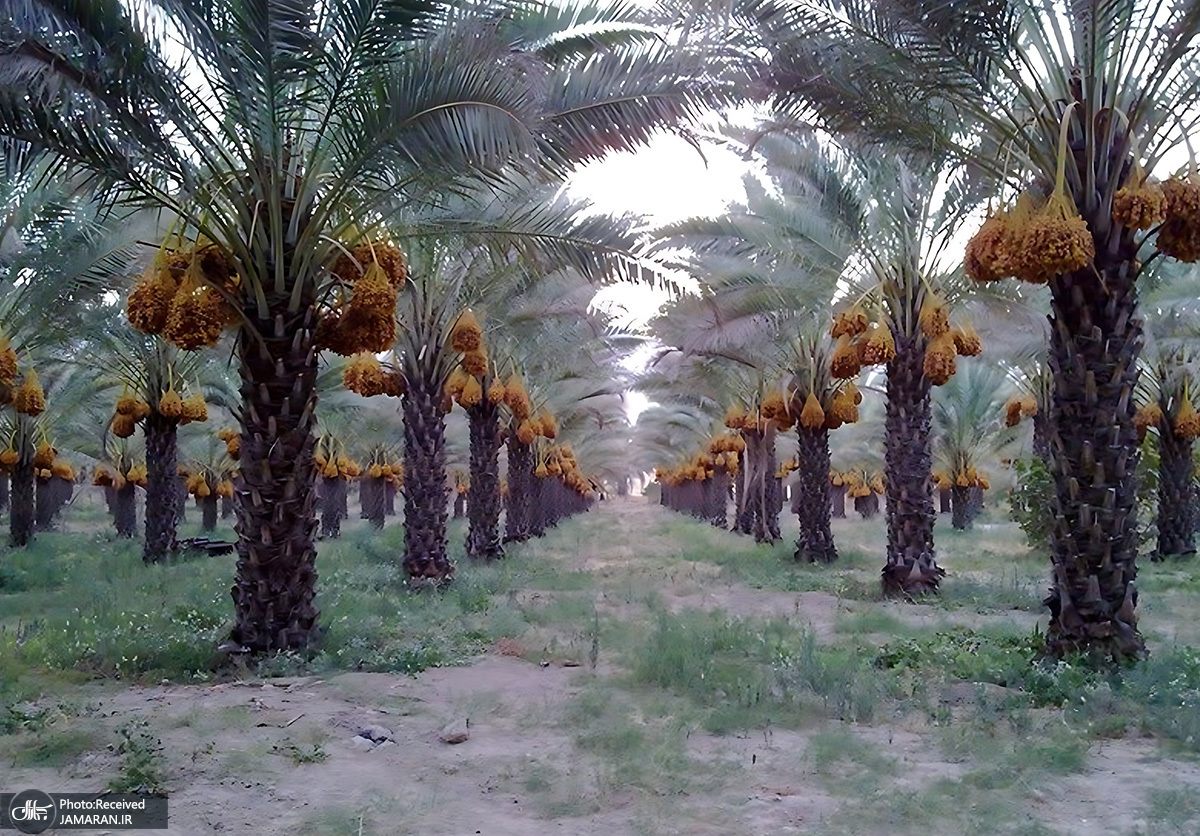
<box><xmin>6</xmin><ymin>498</ymin><xmax>1198</xmax><ymax>835</ymax></box>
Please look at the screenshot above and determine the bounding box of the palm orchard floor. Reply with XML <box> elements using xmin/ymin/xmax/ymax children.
<box><xmin>5</xmin><ymin>498</ymin><xmax>1200</xmax><ymax>834</ymax></box>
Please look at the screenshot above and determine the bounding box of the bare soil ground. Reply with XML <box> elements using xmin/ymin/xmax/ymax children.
<box><xmin>5</xmin><ymin>498</ymin><xmax>1200</xmax><ymax>835</ymax></box>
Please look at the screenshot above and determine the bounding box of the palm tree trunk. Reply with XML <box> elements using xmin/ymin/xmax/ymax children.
<box><xmin>320</xmin><ymin>476</ymin><xmax>343</xmax><ymax>539</ymax></box>
<box><xmin>229</xmin><ymin>302</ymin><xmax>320</xmax><ymax>652</ymax></box>
<box><xmin>765</xmin><ymin>471</ymin><xmax>782</xmax><ymax>541</ymax></box>
<box><xmin>402</xmin><ymin>368</ymin><xmax>453</xmax><ymax>582</ymax></box>
<box><xmin>466</xmin><ymin>402</ymin><xmax>503</xmax><ymax>559</ymax></box>
<box><xmin>882</xmin><ymin>333</ymin><xmax>944</xmax><ymax>596</ymax></box>
<box><xmin>951</xmin><ymin>485</ymin><xmax>972</xmax><ymax>531</ymax></box>
<box><xmin>855</xmin><ymin>492</ymin><xmax>879</xmax><ymax>518</ymax></box>
<box><xmin>1032</xmin><ymin>411</ymin><xmax>1052</xmax><ymax>463</ymax></box>
<box><xmin>114</xmin><ymin>482</ymin><xmax>137</xmax><ymax>538</ymax></box>
<box><xmin>0</xmin><ymin>473</ymin><xmax>8</xmax><ymax>513</ymax></box>
<box><xmin>453</xmin><ymin>492</ymin><xmax>466</xmax><ymax>518</ymax></box>
<box><xmin>938</xmin><ymin>488</ymin><xmax>951</xmax><ymax>514</ymax></box>
<box><xmin>741</xmin><ymin>427</ymin><xmax>778</xmax><ymax>543</ymax></box>
<box><xmin>143</xmin><ymin>412</ymin><xmax>180</xmax><ymax>562</ymax></box>
<box><xmin>529</xmin><ymin>476</ymin><xmax>548</xmax><ymax>537</ymax></box>
<box><xmin>831</xmin><ymin>484</ymin><xmax>846</xmax><ymax>518</ymax></box>
<box><xmin>38</xmin><ymin>475</ymin><xmax>71</xmax><ymax>530</ymax></box>
<box><xmin>9</xmin><ymin>459</ymin><xmax>34</xmax><ymax>547</ymax></box>
<box><xmin>201</xmin><ymin>495</ymin><xmax>218</xmax><ymax>532</ymax></box>
<box><xmin>504</xmin><ymin>435</ymin><xmax>532</xmax><ymax>542</ymax></box>
<box><xmin>795</xmin><ymin>426</ymin><xmax>837</xmax><ymax>563</ymax></box>
<box><xmin>385</xmin><ymin>481</ymin><xmax>396</xmax><ymax>516</ymax></box>
<box><xmin>1156</xmin><ymin>424</ymin><xmax>1196</xmax><ymax>559</ymax></box>
<box><xmin>363</xmin><ymin>477</ymin><xmax>386</xmax><ymax>530</ymax></box>
<box><xmin>176</xmin><ymin>473</ymin><xmax>188</xmax><ymax>523</ymax></box>
<box><xmin>707</xmin><ymin>470</ymin><xmax>729</xmax><ymax>528</ymax></box>
<box><xmin>35</xmin><ymin>476</ymin><xmax>54</xmax><ymax>530</ymax></box>
<box><xmin>739</xmin><ymin>431</ymin><xmax>761</xmax><ymax>537</ymax></box>
<box><xmin>8</xmin><ymin>416</ymin><xmax>34</xmax><ymax>547</ymax></box>
<box><xmin>1043</xmin><ymin>263</ymin><xmax>1145</xmax><ymax>662</ymax></box>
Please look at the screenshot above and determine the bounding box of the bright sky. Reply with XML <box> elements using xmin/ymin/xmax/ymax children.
<box><xmin>568</xmin><ymin>133</ymin><xmax>751</xmax><ymax>424</ymax></box>
<box><xmin>571</xmin><ymin>131</ymin><xmax>750</xmax><ymax>323</ymax></box>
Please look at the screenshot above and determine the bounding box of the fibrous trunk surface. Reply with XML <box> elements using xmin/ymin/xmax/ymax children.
<box><xmin>466</xmin><ymin>402</ymin><xmax>503</xmax><ymax>559</ymax></box>
<box><xmin>402</xmin><ymin>369</ymin><xmax>453</xmax><ymax>583</ymax></box>
<box><xmin>362</xmin><ymin>477</ymin><xmax>386</xmax><ymax>530</ymax></box>
<box><xmin>951</xmin><ymin>485</ymin><xmax>972</xmax><ymax>531</ymax></box>
<box><xmin>201</xmin><ymin>495</ymin><xmax>218</xmax><ymax>532</ymax></box>
<box><xmin>505</xmin><ymin>437</ymin><xmax>532</xmax><ymax>542</ymax></box>
<box><xmin>10</xmin><ymin>459</ymin><xmax>34</xmax><ymax>547</ymax></box>
<box><xmin>795</xmin><ymin>426</ymin><xmax>837</xmax><ymax>563</ymax></box>
<box><xmin>144</xmin><ymin>412</ymin><xmax>181</xmax><ymax>562</ymax></box>
<box><xmin>1156</xmin><ymin>420</ymin><xmax>1195</xmax><ymax>560</ymax></box>
<box><xmin>320</xmin><ymin>477</ymin><xmax>343</xmax><ymax>539</ymax></box>
<box><xmin>882</xmin><ymin>333</ymin><xmax>943</xmax><ymax>596</ymax></box>
<box><xmin>229</xmin><ymin>302</ymin><xmax>321</xmax><ymax>652</ymax></box>
<box><xmin>114</xmin><ymin>483</ymin><xmax>137</xmax><ymax>538</ymax></box>
<box><xmin>1043</xmin><ymin>263</ymin><xmax>1145</xmax><ymax>663</ymax></box>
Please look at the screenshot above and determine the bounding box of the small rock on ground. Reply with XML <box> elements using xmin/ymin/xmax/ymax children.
<box><xmin>439</xmin><ymin>718</ymin><xmax>469</xmax><ymax>744</ymax></box>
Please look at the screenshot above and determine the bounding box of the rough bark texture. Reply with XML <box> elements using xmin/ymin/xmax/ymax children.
<box><xmin>361</xmin><ymin>477</ymin><xmax>386</xmax><ymax>530</ymax></box>
<box><xmin>855</xmin><ymin>492</ymin><xmax>880</xmax><ymax>518</ymax></box>
<box><xmin>229</xmin><ymin>302</ymin><xmax>321</xmax><ymax>653</ymax></box>
<box><xmin>737</xmin><ymin>429</ymin><xmax>778</xmax><ymax>542</ymax></box>
<box><xmin>1156</xmin><ymin>426</ymin><xmax>1196</xmax><ymax>559</ymax></box>
<box><xmin>453</xmin><ymin>492</ymin><xmax>465</xmax><ymax>518</ymax></box>
<box><xmin>765</xmin><ymin>473</ymin><xmax>782</xmax><ymax>541</ymax></box>
<box><xmin>320</xmin><ymin>476</ymin><xmax>343</xmax><ymax>539</ymax></box>
<box><xmin>504</xmin><ymin>436</ymin><xmax>532</xmax><ymax>542</ymax></box>
<box><xmin>882</xmin><ymin>333</ymin><xmax>944</xmax><ymax>596</ymax></box>
<box><xmin>529</xmin><ymin>476</ymin><xmax>547</xmax><ymax>537</ymax></box>
<box><xmin>1043</xmin><ymin>262</ymin><xmax>1146</xmax><ymax>663</ymax></box>
<box><xmin>0</xmin><ymin>473</ymin><xmax>8</xmax><ymax>512</ymax></box>
<box><xmin>176</xmin><ymin>474</ymin><xmax>189</xmax><ymax>523</ymax></box>
<box><xmin>1032</xmin><ymin>410</ymin><xmax>1052</xmax><ymax>463</ymax></box>
<box><xmin>938</xmin><ymin>488</ymin><xmax>951</xmax><ymax>514</ymax></box>
<box><xmin>831</xmin><ymin>484</ymin><xmax>846</xmax><ymax>518</ymax></box>
<box><xmin>201</xmin><ymin>495</ymin><xmax>218</xmax><ymax>532</ymax></box>
<box><xmin>9</xmin><ymin>459</ymin><xmax>34</xmax><ymax>547</ymax></box>
<box><xmin>35</xmin><ymin>476</ymin><xmax>71</xmax><ymax>531</ymax></box>
<box><xmin>143</xmin><ymin>412</ymin><xmax>180</xmax><ymax>562</ymax></box>
<box><xmin>795</xmin><ymin>426</ymin><xmax>837</xmax><ymax>564</ymax></box>
<box><xmin>707</xmin><ymin>470</ymin><xmax>729</xmax><ymax>528</ymax></box>
<box><xmin>951</xmin><ymin>485</ymin><xmax>972</xmax><ymax>531</ymax></box>
<box><xmin>466</xmin><ymin>402</ymin><xmax>503</xmax><ymax>559</ymax></box>
<box><xmin>733</xmin><ymin>456</ymin><xmax>749</xmax><ymax>533</ymax></box>
<box><xmin>402</xmin><ymin>369</ymin><xmax>453</xmax><ymax>582</ymax></box>
<box><xmin>113</xmin><ymin>483</ymin><xmax>137</xmax><ymax>538</ymax></box>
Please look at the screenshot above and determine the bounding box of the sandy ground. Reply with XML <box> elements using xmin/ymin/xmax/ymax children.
<box><xmin>7</xmin><ymin>498</ymin><xmax>1200</xmax><ymax>835</ymax></box>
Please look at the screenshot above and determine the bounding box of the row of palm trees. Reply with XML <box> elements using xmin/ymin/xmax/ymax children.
<box><xmin>0</xmin><ymin>0</ymin><xmax>722</xmax><ymax>652</ymax></box>
<box><xmin>632</xmin><ymin>0</ymin><xmax>1200</xmax><ymax>665</ymax></box>
<box><xmin>7</xmin><ymin>0</ymin><xmax>1200</xmax><ymax>667</ymax></box>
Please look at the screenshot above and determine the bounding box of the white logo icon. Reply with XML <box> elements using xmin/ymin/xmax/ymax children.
<box><xmin>10</xmin><ymin>799</ymin><xmax>52</xmax><ymax>822</ymax></box>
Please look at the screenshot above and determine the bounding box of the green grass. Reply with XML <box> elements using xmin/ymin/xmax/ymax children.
<box><xmin>2</xmin><ymin>722</ymin><xmax>101</xmax><ymax>767</ymax></box>
<box><xmin>8</xmin><ymin>495</ymin><xmax>1200</xmax><ymax>834</ymax></box>
<box><xmin>627</xmin><ymin>608</ymin><xmax>885</xmax><ymax>730</ymax></box>
<box><xmin>0</xmin><ymin>518</ymin><xmax>600</xmax><ymax>695</ymax></box>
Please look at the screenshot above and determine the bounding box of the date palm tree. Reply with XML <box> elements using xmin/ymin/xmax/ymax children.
<box><xmin>0</xmin><ymin>147</ymin><xmax>131</xmax><ymax>546</ymax></box>
<box><xmin>1142</xmin><ymin>349</ymin><xmax>1200</xmax><ymax>560</ymax></box>
<box><xmin>931</xmin><ymin>363</ymin><xmax>1018</xmax><ymax>531</ymax></box>
<box><xmin>651</xmin><ymin>130</ymin><xmax>862</xmax><ymax>560</ymax></box>
<box><xmin>1</xmin><ymin>0</ymin><xmax>718</xmax><ymax>649</ymax></box>
<box><xmin>91</xmin><ymin>324</ymin><xmax>234</xmax><ymax>561</ymax></box>
<box><xmin>737</xmin><ymin>0</ymin><xmax>1200</xmax><ymax>660</ymax></box>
